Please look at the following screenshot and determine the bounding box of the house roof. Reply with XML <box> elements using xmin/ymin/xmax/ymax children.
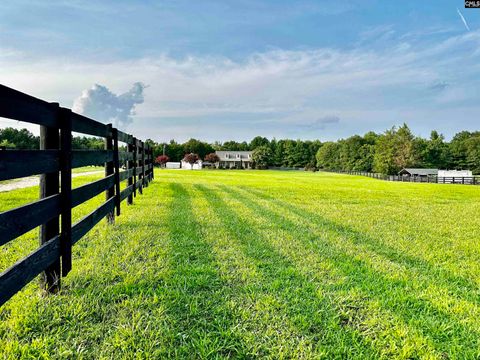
<box><xmin>215</xmin><ymin>150</ymin><xmax>252</xmax><ymax>161</ymax></box>
<box><xmin>399</xmin><ymin>168</ymin><xmax>438</xmax><ymax>176</ymax></box>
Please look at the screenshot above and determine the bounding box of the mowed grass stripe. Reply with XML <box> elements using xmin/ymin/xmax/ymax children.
<box><xmin>224</xmin><ymin>184</ymin><xmax>479</xmax><ymax>358</ymax></box>
<box><xmin>191</xmin><ymin>184</ymin><xmax>336</xmax><ymax>358</ymax></box>
<box><xmin>187</xmin><ymin>183</ymin><xmax>293</xmax><ymax>358</ymax></box>
<box><xmin>239</xmin><ymin>185</ymin><xmax>480</xmax><ymax>317</ymax></box>
<box><xmin>196</xmin><ymin>184</ymin><xmax>379</xmax><ymax>359</ymax></box>
<box><xmin>161</xmin><ymin>182</ymin><xmax>248</xmax><ymax>358</ymax></box>
<box><xmin>244</xmin><ymin>178</ymin><xmax>480</xmax><ymax>286</ymax></box>
<box><xmin>220</xmin><ymin>185</ymin><xmax>444</xmax><ymax>358</ymax></box>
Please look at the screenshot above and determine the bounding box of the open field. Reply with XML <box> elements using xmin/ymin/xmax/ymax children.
<box><xmin>1</xmin><ymin>169</ymin><xmax>480</xmax><ymax>359</ymax></box>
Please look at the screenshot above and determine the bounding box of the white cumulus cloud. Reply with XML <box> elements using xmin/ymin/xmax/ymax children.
<box><xmin>72</xmin><ymin>82</ymin><xmax>146</xmax><ymax>129</ymax></box>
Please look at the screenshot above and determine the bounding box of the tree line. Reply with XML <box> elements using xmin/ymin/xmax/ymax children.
<box><xmin>315</xmin><ymin>124</ymin><xmax>480</xmax><ymax>175</ymax></box>
<box><xmin>2</xmin><ymin>124</ymin><xmax>479</xmax><ymax>174</ymax></box>
<box><xmin>0</xmin><ymin>128</ymin><xmax>105</xmax><ymax>150</ymax></box>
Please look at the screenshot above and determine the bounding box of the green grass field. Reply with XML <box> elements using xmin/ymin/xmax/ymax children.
<box><xmin>1</xmin><ymin>170</ymin><xmax>479</xmax><ymax>359</ymax></box>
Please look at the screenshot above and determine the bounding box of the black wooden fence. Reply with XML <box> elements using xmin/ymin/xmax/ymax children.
<box><xmin>0</xmin><ymin>84</ymin><xmax>154</xmax><ymax>306</ymax></box>
<box><xmin>331</xmin><ymin>170</ymin><xmax>480</xmax><ymax>185</ymax></box>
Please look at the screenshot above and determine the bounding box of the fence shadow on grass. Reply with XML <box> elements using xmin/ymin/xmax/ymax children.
<box><xmin>196</xmin><ymin>184</ymin><xmax>380</xmax><ymax>359</ymax></box>
<box><xmin>239</xmin><ymin>185</ymin><xmax>480</xmax><ymax>307</ymax></box>
<box><xmin>222</xmin><ymin>185</ymin><xmax>480</xmax><ymax>355</ymax></box>
<box><xmin>163</xmin><ymin>183</ymin><xmax>249</xmax><ymax>359</ymax></box>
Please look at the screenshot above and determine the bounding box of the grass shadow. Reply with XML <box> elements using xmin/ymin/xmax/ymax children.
<box><xmin>161</xmin><ymin>182</ymin><xmax>250</xmax><ymax>359</ymax></box>
<box><xmin>196</xmin><ymin>184</ymin><xmax>380</xmax><ymax>359</ymax></box>
<box><xmin>224</xmin><ymin>185</ymin><xmax>479</xmax><ymax>356</ymax></box>
<box><xmin>241</xmin><ymin>185</ymin><xmax>480</xmax><ymax>306</ymax></box>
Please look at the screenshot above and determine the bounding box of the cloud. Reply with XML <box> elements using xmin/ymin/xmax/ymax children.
<box><xmin>457</xmin><ymin>8</ymin><xmax>470</xmax><ymax>31</ymax></box>
<box><xmin>299</xmin><ymin>115</ymin><xmax>340</xmax><ymax>130</ymax></box>
<box><xmin>1</xmin><ymin>28</ymin><xmax>480</xmax><ymax>141</ymax></box>
<box><xmin>358</xmin><ymin>24</ymin><xmax>395</xmax><ymax>43</ymax></box>
<box><xmin>72</xmin><ymin>82</ymin><xmax>146</xmax><ymax>129</ymax></box>
<box><xmin>428</xmin><ymin>81</ymin><xmax>449</xmax><ymax>91</ymax></box>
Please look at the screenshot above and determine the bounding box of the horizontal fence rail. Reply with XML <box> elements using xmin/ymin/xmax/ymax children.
<box><xmin>0</xmin><ymin>84</ymin><xmax>155</xmax><ymax>307</ymax></box>
<box><xmin>329</xmin><ymin>170</ymin><xmax>480</xmax><ymax>185</ymax></box>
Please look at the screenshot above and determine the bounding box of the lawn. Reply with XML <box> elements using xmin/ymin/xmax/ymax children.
<box><xmin>1</xmin><ymin>169</ymin><xmax>479</xmax><ymax>359</ymax></box>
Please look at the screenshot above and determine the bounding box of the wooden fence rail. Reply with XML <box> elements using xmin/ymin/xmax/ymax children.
<box><xmin>330</xmin><ymin>170</ymin><xmax>480</xmax><ymax>185</ymax></box>
<box><xmin>0</xmin><ymin>84</ymin><xmax>154</xmax><ymax>306</ymax></box>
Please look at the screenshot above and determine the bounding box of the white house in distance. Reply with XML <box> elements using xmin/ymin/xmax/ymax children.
<box><xmin>181</xmin><ymin>159</ymin><xmax>203</xmax><ymax>170</ymax></box>
<box><xmin>165</xmin><ymin>162</ymin><xmax>181</xmax><ymax>169</ymax></box>
<box><xmin>399</xmin><ymin>168</ymin><xmax>473</xmax><ymax>178</ymax></box>
<box><xmin>215</xmin><ymin>151</ymin><xmax>253</xmax><ymax>169</ymax></box>
<box><xmin>438</xmin><ymin>170</ymin><xmax>472</xmax><ymax>177</ymax></box>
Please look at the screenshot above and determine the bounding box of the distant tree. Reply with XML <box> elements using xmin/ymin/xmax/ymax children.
<box><xmin>252</xmin><ymin>145</ymin><xmax>272</xmax><ymax>169</ymax></box>
<box><xmin>373</xmin><ymin>124</ymin><xmax>418</xmax><ymax>175</ymax></box>
<box><xmin>416</xmin><ymin>131</ymin><xmax>449</xmax><ymax>169</ymax></box>
<box><xmin>72</xmin><ymin>136</ymin><xmax>104</xmax><ymax>150</ymax></box>
<box><xmin>0</xmin><ymin>127</ymin><xmax>39</xmax><ymax>149</ymax></box>
<box><xmin>356</xmin><ymin>131</ymin><xmax>378</xmax><ymax>172</ymax></box>
<box><xmin>283</xmin><ymin>140</ymin><xmax>296</xmax><ymax>167</ymax></box>
<box><xmin>183</xmin><ymin>153</ymin><xmax>199</xmax><ymax>169</ymax></box>
<box><xmin>183</xmin><ymin>138</ymin><xmax>214</xmax><ymax>159</ymax></box>
<box><xmin>145</xmin><ymin>139</ymin><xmax>157</xmax><ymax>148</ymax></box>
<box><xmin>316</xmin><ymin>142</ymin><xmax>341</xmax><ymax>170</ymax></box>
<box><xmin>289</xmin><ymin>140</ymin><xmax>310</xmax><ymax>167</ymax></box>
<box><xmin>306</xmin><ymin>140</ymin><xmax>322</xmax><ymax>168</ymax></box>
<box><xmin>165</xmin><ymin>140</ymin><xmax>185</xmax><ymax>162</ymax></box>
<box><xmin>449</xmin><ymin>131</ymin><xmax>478</xmax><ymax>169</ymax></box>
<box><xmin>338</xmin><ymin>135</ymin><xmax>366</xmax><ymax>171</ymax></box>
<box><xmin>394</xmin><ymin>124</ymin><xmax>417</xmax><ymax>170</ymax></box>
<box><xmin>0</xmin><ymin>139</ymin><xmax>16</xmax><ymax>149</ymax></box>
<box><xmin>465</xmin><ymin>136</ymin><xmax>480</xmax><ymax>174</ymax></box>
<box><xmin>272</xmin><ymin>139</ymin><xmax>285</xmax><ymax>167</ymax></box>
<box><xmin>356</xmin><ymin>143</ymin><xmax>376</xmax><ymax>171</ymax></box>
<box><xmin>249</xmin><ymin>136</ymin><xmax>270</xmax><ymax>150</ymax></box>
<box><xmin>155</xmin><ymin>155</ymin><xmax>169</xmax><ymax>167</ymax></box>
<box><xmin>217</xmin><ymin>140</ymin><xmax>249</xmax><ymax>151</ymax></box>
<box><xmin>205</xmin><ymin>153</ymin><xmax>220</xmax><ymax>163</ymax></box>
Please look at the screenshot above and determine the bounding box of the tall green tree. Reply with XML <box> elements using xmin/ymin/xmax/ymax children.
<box><xmin>252</xmin><ymin>145</ymin><xmax>272</xmax><ymax>169</ymax></box>
<box><xmin>183</xmin><ymin>138</ymin><xmax>214</xmax><ymax>159</ymax></box>
<box><xmin>316</xmin><ymin>142</ymin><xmax>341</xmax><ymax>170</ymax></box>
<box><xmin>272</xmin><ymin>139</ymin><xmax>285</xmax><ymax>167</ymax></box>
<box><xmin>165</xmin><ymin>140</ymin><xmax>185</xmax><ymax>162</ymax></box>
<box><xmin>249</xmin><ymin>136</ymin><xmax>270</xmax><ymax>150</ymax></box>
<box><xmin>449</xmin><ymin>131</ymin><xmax>476</xmax><ymax>169</ymax></box>
<box><xmin>465</xmin><ymin>135</ymin><xmax>480</xmax><ymax>174</ymax></box>
<box><xmin>418</xmin><ymin>131</ymin><xmax>449</xmax><ymax>168</ymax></box>
<box><xmin>374</xmin><ymin>124</ymin><xmax>418</xmax><ymax>174</ymax></box>
<box><xmin>0</xmin><ymin>128</ymin><xmax>39</xmax><ymax>149</ymax></box>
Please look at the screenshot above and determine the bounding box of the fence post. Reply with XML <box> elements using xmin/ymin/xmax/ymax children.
<box><xmin>105</xmin><ymin>124</ymin><xmax>114</xmax><ymax>224</ymax></box>
<box><xmin>149</xmin><ymin>147</ymin><xmax>152</xmax><ymax>182</ymax></box>
<box><xmin>148</xmin><ymin>148</ymin><xmax>152</xmax><ymax>181</ymax></box>
<box><xmin>59</xmin><ymin>107</ymin><xmax>72</xmax><ymax>276</ymax></box>
<box><xmin>140</xmin><ymin>141</ymin><xmax>145</xmax><ymax>193</ymax></box>
<box><xmin>39</xmin><ymin>103</ymin><xmax>61</xmax><ymax>293</ymax></box>
<box><xmin>150</xmin><ymin>148</ymin><xmax>154</xmax><ymax>180</ymax></box>
<box><xmin>144</xmin><ymin>145</ymin><xmax>149</xmax><ymax>187</ymax></box>
<box><xmin>112</xmin><ymin>128</ymin><xmax>121</xmax><ymax>216</ymax></box>
<box><xmin>133</xmin><ymin>138</ymin><xmax>138</xmax><ymax>197</ymax></box>
<box><xmin>144</xmin><ymin>144</ymin><xmax>147</xmax><ymax>187</ymax></box>
<box><xmin>127</xmin><ymin>137</ymin><xmax>134</xmax><ymax>205</ymax></box>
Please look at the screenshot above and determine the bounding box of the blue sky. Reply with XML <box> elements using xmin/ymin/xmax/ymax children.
<box><xmin>1</xmin><ymin>0</ymin><xmax>479</xmax><ymax>142</ymax></box>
